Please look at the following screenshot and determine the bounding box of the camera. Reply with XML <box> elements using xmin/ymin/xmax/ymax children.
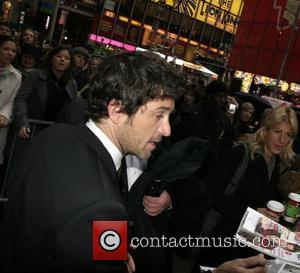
<box><xmin>228</xmin><ymin>103</ymin><xmax>237</xmax><ymax>114</ymax></box>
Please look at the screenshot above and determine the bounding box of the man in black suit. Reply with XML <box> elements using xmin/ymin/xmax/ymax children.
<box><xmin>0</xmin><ymin>51</ymin><xmax>183</xmax><ymax>273</ymax></box>
<box><xmin>1</xmin><ymin>51</ymin><xmax>268</xmax><ymax>273</ymax></box>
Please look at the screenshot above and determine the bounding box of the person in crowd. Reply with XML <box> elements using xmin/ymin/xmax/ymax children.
<box><xmin>18</xmin><ymin>27</ymin><xmax>37</xmax><ymax>48</ymax></box>
<box><xmin>0</xmin><ymin>23</ymin><xmax>11</xmax><ymax>36</ymax></box>
<box><xmin>229</xmin><ymin>77</ymin><xmax>243</xmax><ymax>94</ymax></box>
<box><xmin>172</xmin><ymin>79</ymin><xmax>232</xmax><ymax>177</ymax></box>
<box><xmin>232</xmin><ymin>102</ymin><xmax>256</xmax><ymax>141</ymax></box>
<box><xmin>0</xmin><ymin>35</ymin><xmax>22</xmax><ymax>180</ymax></box>
<box><xmin>42</xmin><ymin>39</ymin><xmax>53</xmax><ymax>50</ymax></box>
<box><xmin>291</xmin><ymin>154</ymin><xmax>300</xmax><ymax>171</ymax></box>
<box><xmin>259</xmin><ymin>85</ymin><xmax>273</xmax><ymax>97</ymax></box>
<box><xmin>86</xmin><ymin>55</ymin><xmax>103</xmax><ymax>76</ymax></box>
<box><xmin>278</xmin><ymin>170</ymin><xmax>300</xmax><ymax>200</ymax></box>
<box><xmin>72</xmin><ymin>46</ymin><xmax>90</xmax><ymax>91</ymax></box>
<box><xmin>249</xmin><ymin>77</ymin><xmax>258</xmax><ymax>94</ymax></box>
<box><xmin>13</xmin><ymin>45</ymin><xmax>78</xmax><ymax>139</ymax></box>
<box><xmin>170</xmin><ymin>82</ymin><xmax>205</xmax><ymax>128</ymax></box>
<box><xmin>78</xmin><ymin>55</ymin><xmax>103</xmax><ymax>99</ymax></box>
<box><xmin>1</xmin><ymin>51</ymin><xmax>268</xmax><ymax>273</ymax></box>
<box><xmin>197</xmin><ymin>106</ymin><xmax>298</xmax><ymax>267</ymax></box>
<box><xmin>182</xmin><ymin>83</ymin><xmax>202</xmax><ymax>106</ymax></box>
<box><xmin>15</xmin><ymin>27</ymin><xmax>40</xmax><ymax>69</ymax></box>
<box><xmin>16</xmin><ymin>44</ymin><xmax>41</xmax><ymax>80</ymax></box>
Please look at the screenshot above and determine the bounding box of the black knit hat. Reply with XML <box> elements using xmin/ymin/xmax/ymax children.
<box><xmin>205</xmin><ymin>80</ymin><xmax>229</xmax><ymax>96</ymax></box>
<box><xmin>20</xmin><ymin>44</ymin><xmax>41</xmax><ymax>59</ymax></box>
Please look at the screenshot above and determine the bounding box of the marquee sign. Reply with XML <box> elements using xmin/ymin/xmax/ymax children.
<box><xmin>151</xmin><ymin>0</ymin><xmax>244</xmax><ymax>33</ymax></box>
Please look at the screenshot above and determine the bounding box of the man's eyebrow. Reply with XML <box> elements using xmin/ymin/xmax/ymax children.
<box><xmin>154</xmin><ymin>106</ymin><xmax>173</xmax><ymax>111</ymax></box>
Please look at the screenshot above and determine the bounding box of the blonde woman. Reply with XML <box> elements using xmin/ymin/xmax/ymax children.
<box><xmin>199</xmin><ymin>106</ymin><xmax>298</xmax><ymax>266</ymax></box>
<box><xmin>18</xmin><ymin>27</ymin><xmax>38</xmax><ymax>47</ymax></box>
<box><xmin>242</xmin><ymin>106</ymin><xmax>297</xmax><ymax>173</ymax></box>
<box><xmin>17</xmin><ymin>27</ymin><xmax>39</xmax><ymax>65</ymax></box>
<box><xmin>232</xmin><ymin>102</ymin><xmax>256</xmax><ymax>140</ymax></box>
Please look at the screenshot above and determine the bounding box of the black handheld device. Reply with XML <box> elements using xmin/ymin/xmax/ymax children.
<box><xmin>145</xmin><ymin>178</ymin><xmax>164</xmax><ymax>197</ymax></box>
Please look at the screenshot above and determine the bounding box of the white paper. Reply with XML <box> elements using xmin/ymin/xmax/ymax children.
<box><xmin>235</xmin><ymin>207</ymin><xmax>300</xmax><ymax>268</ymax></box>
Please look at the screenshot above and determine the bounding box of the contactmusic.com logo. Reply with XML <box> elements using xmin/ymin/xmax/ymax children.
<box><xmin>93</xmin><ymin>220</ymin><xmax>128</xmax><ymax>260</ymax></box>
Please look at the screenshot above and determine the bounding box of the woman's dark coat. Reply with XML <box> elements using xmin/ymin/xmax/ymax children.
<box><xmin>13</xmin><ymin>68</ymin><xmax>78</xmax><ymax>129</ymax></box>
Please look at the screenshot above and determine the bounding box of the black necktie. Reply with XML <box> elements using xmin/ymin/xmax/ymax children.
<box><xmin>117</xmin><ymin>157</ymin><xmax>128</xmax><ymax>201</ymax></box>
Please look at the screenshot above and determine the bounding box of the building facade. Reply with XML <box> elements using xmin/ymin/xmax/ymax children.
<box><xmin>91</xmin><ymin>0</ymin><xmax>244</xmax><ymax>73</ymax></box>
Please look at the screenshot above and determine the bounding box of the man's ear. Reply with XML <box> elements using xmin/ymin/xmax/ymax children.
<box><xmin>107</xmin><ymin>99</ymin><xmax>123</xmax><ymax>124</ymax></box>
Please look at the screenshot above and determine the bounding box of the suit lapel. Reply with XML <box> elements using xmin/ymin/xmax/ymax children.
<box><xmin>74</xmin><ymin>124</ymin><xmax>130</xmax><ymax>206</ymax></box>
<box><xmin>74</xmin><ymin>124</ymin><xmax>125</xmax><ymax>193</ymax></box>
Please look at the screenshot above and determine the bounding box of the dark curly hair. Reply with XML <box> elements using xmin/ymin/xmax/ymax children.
<box><xmin>87</xmin><ymin>51</ymin><xmax>185</xmax><ymax>121</ymax></box>
<box><xmin>204</xmin><ymin>79</ymin><xmax>229</xmax><ymax>97</ymax></box>
<box><xmin>0</xmin><ymin>35</ymin><xmax>16</xmax><ymax>46</ymax></box>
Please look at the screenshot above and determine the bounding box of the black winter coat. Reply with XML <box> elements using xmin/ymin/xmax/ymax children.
<box><xmin>199</xmin><ymin>144</ymin><xmax>281</xmax><ymax>266</ymax></box>
<box><xmin>172</xmin><ymin>102</ymin><xmax>232</xmax><ymax>177</ymax></box>
<box><xmin>127</xmin><ymin>137</ymin><xmax>211</xmax><ymax>273</ymax></box>
<box><xmin>13</xmin><ymin>68</ymin><xmax>79</xmax><ymax>129</ymax></box>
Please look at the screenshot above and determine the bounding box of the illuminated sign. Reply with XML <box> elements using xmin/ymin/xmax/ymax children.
<box><xmin>58</xmin><ymin>10</ymin><xmax>69</xmax><ymax>25</ymax></box>
<box><xmin>151</xmin><ymin>0</ymin><xmax>244</xmax><ymax>33</ymax></box>
<box><xmin>39</xmin><ymin>0</ymin><xmax>55</xmax><ymax>14</ymax></box>
<box><xmin>89</xmin><ymin>34</ymin><xmax>136</xmax><ymax>51</ymax></box>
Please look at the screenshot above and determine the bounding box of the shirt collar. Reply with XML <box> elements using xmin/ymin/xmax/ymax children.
<box><xmin>7</xmin><ymin>64</ymin><xmax>15</xmax><ymax>73</ymax></box>
<box><xmin>86</xmin><ymin>119</ymin><xmax>122</xmax><ymax>170</ymax></box>
<box><xmin>0</xmin><ymin>64</ymin><xmax>13</xmax><ymax>75</ymax></box>
<box><xmin>256</xmin><ymin>148</ymin><xmax>276</xmax><ymax>165</ymax></box>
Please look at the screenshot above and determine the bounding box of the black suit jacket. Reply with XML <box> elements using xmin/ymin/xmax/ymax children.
<box><xmin>1</xmin><ymin>124</ymin><xmax>128</xmax><ymax>273</ymax></box>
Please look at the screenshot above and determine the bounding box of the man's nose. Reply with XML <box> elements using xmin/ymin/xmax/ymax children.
<box><xmin>160</xmin><ymin>121</ymin><xmax>171</xmax><ymax>137</ymax></box>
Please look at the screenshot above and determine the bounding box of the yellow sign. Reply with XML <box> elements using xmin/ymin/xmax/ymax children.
<box><xmin>151</xmin><ymin>0</ymin><xmax>244</xmax><ymax>33</ymax></box>
<box><xmin>197</xmin><ymin>0</ymin><xmax>244</xmax><ymax>33</ymax></box>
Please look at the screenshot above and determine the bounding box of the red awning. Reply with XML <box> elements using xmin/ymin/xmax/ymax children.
<box><xmin>228</xmin><ymin>0</ymin><xmax>300</xmax><ymax>83</ymax></box>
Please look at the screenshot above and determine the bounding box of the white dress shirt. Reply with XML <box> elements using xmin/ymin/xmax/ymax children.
<box><xmin>86</xmin><ymin>119</ymin><xmax>122</xmax><ymax>171</ymax></box>
<box><xmin>86</xmin><ymin>120</ymin><xmax>147</xmax><ymax>191</ymax></box>
<box><xmin>126</xmin><ymin>155</ymin><xmax>147</xmax><ymax>190</ymax></box>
